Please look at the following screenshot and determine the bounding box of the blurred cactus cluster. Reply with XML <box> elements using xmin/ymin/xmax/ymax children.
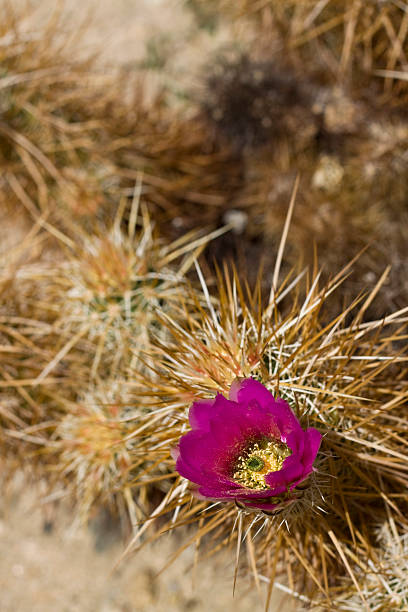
<box><xmin>1</xmin><ymin>1</ymin><xmax>408</xmax><ymax>609</ymax></box>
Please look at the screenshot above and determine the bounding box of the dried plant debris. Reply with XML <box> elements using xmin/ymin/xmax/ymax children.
<box><xmin>210</xmin><ymin>0</ymin><xmax>408</xmax><ymax>103</ymax></box>
<box><xmin>227</xmin><ymin>91</ymin><xmax>408</xmax><ymax>317</ymax></box>
<box><xmin>202</xmin><ymin>54</ymin><xmax>316</xmax><ymax>151</ymax></box>
<box><xmin>0</xmin><ymin>2</ymin><xmax>113</xmax><ymax>217</ymax></box>
<box><xmin>0</xmin><ymin>1</ymin><xmax>242</xmax><ymax>234</ymax></box>
<box><xmin>197</xmin><ymin>50</ymin><xmax>408</xmax><ymax>316</ymax></box>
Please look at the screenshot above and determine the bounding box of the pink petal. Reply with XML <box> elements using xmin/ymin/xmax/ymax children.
<box><xmin>230</xmin><ymin>378</ymin><xmax>276</xmax><ymax>408</ymax></box>
<box><xmin>301</xmin><ymin>428</ymin><xmax>322</xmax><ymax>469</ymax></box>
<box><xmin>189</xmin><ymin>398</ymin><xmax>217</xmax><ymax>431</ymax></box>
<box><xmin>265</xmin><ymin>454</ymin><xmax>304</xmax><ymax>490</ymax></box>
<box><xmin>269</xmin><ymin>398</ymin><xmax>303</xmax><ymax>438</ymax></box>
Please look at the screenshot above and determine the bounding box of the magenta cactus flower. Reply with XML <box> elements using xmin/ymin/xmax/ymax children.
<box><xmin>172</xmin><ymin>378</ymin><xmax>322</xmax><ymax>511</ymax></box>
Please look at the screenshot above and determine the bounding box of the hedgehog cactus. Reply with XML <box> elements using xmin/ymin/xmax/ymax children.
<box><xmin>122</xmin><ymin>257</ymin><xmax>408</xmax><ymax>609</ymax></box>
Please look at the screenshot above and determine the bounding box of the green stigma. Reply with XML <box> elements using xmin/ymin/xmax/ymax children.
<box><xmin>233</xmin><ymin>439</ymin><xmax>291</xmax><ymax>490</ymax></box>
<box><xmin>246</xmin><ymin>456</ymin><xmax>264</xmax><ymax>472</ymax></box>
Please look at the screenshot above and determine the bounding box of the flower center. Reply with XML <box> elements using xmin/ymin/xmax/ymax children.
<box><xmin>246</xmin><ymin>456</ymin><xmax>264</xmax><ymax>472</ymax></box>
<box><xmin>233</xmin><ymin>439</ymin><xmax>291</xmax><ymax>490</ymax></box>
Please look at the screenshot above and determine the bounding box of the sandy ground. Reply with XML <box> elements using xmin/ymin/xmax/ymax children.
<box><xmin>0</xmin><ymin>477</ymin><xmax>296</xmax><ymax>611</ymax></box>
<box><xmin>15</xmin><ymin>0</ymin><xmax>249</xmax><ymax>92</ymax></box>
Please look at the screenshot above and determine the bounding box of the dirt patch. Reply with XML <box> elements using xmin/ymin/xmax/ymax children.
<box><xmin>0</xmin><ymin>477</ymin><xmax>295</xmax><ymax>611</ymax></box>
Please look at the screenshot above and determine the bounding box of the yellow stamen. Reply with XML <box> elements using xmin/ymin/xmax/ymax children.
<box><xmin>233</xmin><ymin>439</ymin><xmax>291</xmax><ymax>490</ymax></box>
